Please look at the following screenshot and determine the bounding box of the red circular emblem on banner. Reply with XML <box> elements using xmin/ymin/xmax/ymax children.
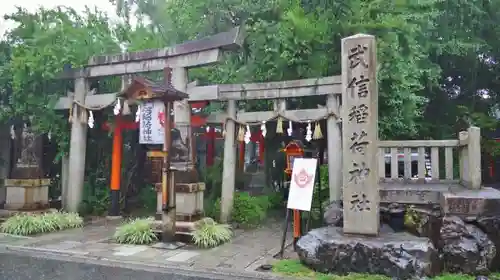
<box><xmin>158</xmin><ymin>111</ymin><xmax>165</xmax><ymax>127</ymax></box>
<box><xmin>293</xmin><ymin>169</ymin><xmax>312</xmax><ymax>188</ymax></box>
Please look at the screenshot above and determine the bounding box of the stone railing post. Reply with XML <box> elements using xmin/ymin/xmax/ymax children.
<box><xmin>459</xmin><ymin>126</ymin><xmax>481</xmax><ymax>189</ymax></box>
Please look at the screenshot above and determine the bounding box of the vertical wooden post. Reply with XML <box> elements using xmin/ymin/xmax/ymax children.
<box><xmin>341</xmin><ymin>34</ymin><xmax>380</xmax><ymax>236</ymax></box>
<box><xmin>108</xmin><ymin>116</ymin><xmax>123</xmax><ymax>217</ymax></box>
<box><xmin>326</xmin><ymin>94</ymin><xmax>342</xmax><ymax>202</ymax></box>
<box><xmin>220</xmin><ymin>100</ymin><xmax>237</xmax><ymax>223</ymax></box>
<box><xmin>239</xmin><ymin>142</ymin><xmax>245</xmax><ymax>171</ymax></box>
<box><xmin>206</xmin><ymin>127</ymin><xmax>215</xmax><ymax>166</ymax></box>
<box><xmin>67</xmin><ymin>77</ymin><xmax>89</xmax><ymax>212</ymax></box>
<box><xmin>259</xmin><ymin>133</ymin><xmax>265</xmax><ymax>164</ymax></box>
<box><xmin>162</xmin><ymin>100</ymin><xmax>176</xmax><ymax>241</ymax></box>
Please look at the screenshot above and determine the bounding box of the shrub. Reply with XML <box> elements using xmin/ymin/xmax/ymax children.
<box><xmin>113</xmin><ymin>218</ymin><xmax>157</xmax><ymax>245</ymax></box>
<box><xmin>138</xmin><ymin>184</ymin><xmax>157</xmax><ymax>212</ymax></box>
<box><xmin>204</xmin><ymin>193</ymin><xmax>272</xmax><ymax>227</ymax></box>
<box><xmin>78</xmin><ymin>182</ymin><xmax>109</xmax><ymax>216</ymax></box>
<box><xmin>192</xmin><ymin>217</ymin><xmax>232</xmax><ymax>248</ymax></box>
<box><xmin>232</xmin><ymin>192</ymin><xmax>267</xmax><ymax>227</ymax></box>
<box><xmin>0</xmin><ymin>212</ymin><xmax>83</xmax><ymax>236</ymax></box>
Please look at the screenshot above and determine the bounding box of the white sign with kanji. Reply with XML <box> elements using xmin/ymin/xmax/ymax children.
<box><xmin>139</xmin><ymin>100</ymin><xmax>165</xmax><ymax>144</ymax></box>
<box><xmin>286</xmin><ymin>158</ymin><xmax>318</xmax><ymax>211</ymax></box>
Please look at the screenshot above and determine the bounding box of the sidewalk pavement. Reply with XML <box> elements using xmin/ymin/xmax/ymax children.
<box><xmin>0</xmin><ymin>217</ymin><xmax>293</xmax><ymax>275</ymax></box>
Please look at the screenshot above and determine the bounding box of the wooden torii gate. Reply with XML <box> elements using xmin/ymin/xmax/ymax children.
<box><xmin>55</xmin><ymin>27</ymin><xmax>343</xmax><ymax>222</ymax></box>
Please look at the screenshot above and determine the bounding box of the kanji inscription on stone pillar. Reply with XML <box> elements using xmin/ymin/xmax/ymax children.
<box><xmin>341</xmin><ymin>34</ymin><xmax>380</xmax><ymax>236</ymax></box>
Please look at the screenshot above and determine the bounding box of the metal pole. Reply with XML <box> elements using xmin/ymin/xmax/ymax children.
<box><xmin>162</xmin><ymin>100</ymin><xmax>176</xmax><ymax>242</ymax></box>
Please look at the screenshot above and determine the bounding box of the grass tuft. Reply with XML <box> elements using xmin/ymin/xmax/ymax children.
<box><xmin>272</xmin><ymin>259</ymin><xmax>500</xmax><ymax>280</ymax></box>
<box><xmin>0</xmin><ymin>211</ymin><xmax>83</xmax><ymax>236</ymax></box>
<box><xmin>113</xmin><ymin>218</ymin><xmax>158</xmax><ymax>245</ymax></box>
<box><xmin>192</xmin><ymin>217</ymin><xmax>232</xmax><ymax>248</ymax></box>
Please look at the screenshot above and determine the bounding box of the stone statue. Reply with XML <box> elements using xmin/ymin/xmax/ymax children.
<box><xmin>170</xmin><ymin>128</ymin><xmax>189</xmax><ymax>162</ymax></box>
<box><xmin>16</xmin><ymin>124</ymin><xmax>39</xmax><ymax>168</ymax></box>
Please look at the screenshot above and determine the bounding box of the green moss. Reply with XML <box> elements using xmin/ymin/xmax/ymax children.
<box><xmin>272</xmin><ymin>260</ymin><xmax>500</xmax><ymax>280</ymax></box>
<box><xmin>272</xmin><ymin>260</ymin><xmax>389</xmax><ymax>280</ymax></box>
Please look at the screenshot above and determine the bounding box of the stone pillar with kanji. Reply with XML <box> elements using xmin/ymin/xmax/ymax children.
<box><xmin>341</xmin><ymin>34</ymin><xmax>380</xmax><ymax>236</ymax></box>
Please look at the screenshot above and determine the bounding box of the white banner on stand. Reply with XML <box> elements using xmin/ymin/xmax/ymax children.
<box><xmin>139</xmin><ymin>100</ymin><xmax>165</xmax><ymax>144</ymax></box>
<box><xmin>286</xmin><ymin>158</ymin><xmax>318</xmax><ymax>211</ymax></box>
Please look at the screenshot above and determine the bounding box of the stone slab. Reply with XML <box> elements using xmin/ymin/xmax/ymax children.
<box><xmin>296</xmin><ymin>226</ymin><xmax>438</xmax><ymax>279</ymax></box>
<box><xmin>4</xmin><ymin>179</ymin><xmax>51</xmax><ymax>187</ymax></box>
<box><xmin>441</xmin><ymin>187</ymin><xmax>500</xmax><ymax>216</ymax></box>
<box><xmin>39</xmin><ymin>241</ymin><xmax>83</xmax><ymax>251</ymax></box>
<box><xmin>151</xmin><ymin>242</ymin><xmax>185</xmax><ymax>250</ymax></box>
<box><xmin>0</xmin><ymin>234</ymin><xmax>32</xmax><ymax>245</ymax></box>
<box><xmin>380</xmin><ymin>182</ymin><xmax>464</xmax><ymax>204</ymax></box>
<box><xmin>165</xmin><ymin>250</ymin><xmax>200</xmax><ymax>262</ymax></box>
<box><xmin>113</xmin><ymin>245</ymin><xmax>148</xmax><ymax>256</ymax></box>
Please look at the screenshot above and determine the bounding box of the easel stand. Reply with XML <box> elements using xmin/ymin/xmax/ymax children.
<box><xmin>279</xmin><ymin>207</ymin><xmax>309</xmax><ymax>257</ymax></box>
<box><xmin>278</xmin><ymin>157</ymin><xmax>320</xmax><ymax>258</ymax></box>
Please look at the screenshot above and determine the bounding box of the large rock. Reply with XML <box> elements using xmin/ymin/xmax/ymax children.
<box><xmin>476</xmin><ymin>216</ymin><xmax>500</xmax><ymax>270</ymax></box>
<box><xmin>296</xmin><ymin>226</ymin><xmax>438</xmax><ymax>279</ymax></box>
<box><xmin>439</xmin><ymin>216</ymin><xmax>495</xmax><ymax>274</ymax></box>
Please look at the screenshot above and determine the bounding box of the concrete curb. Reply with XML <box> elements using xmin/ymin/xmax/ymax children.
<box><xmin>2</xmin><ymin>244</ymin><xmax>298</xmax><ymax>280</ymax></box>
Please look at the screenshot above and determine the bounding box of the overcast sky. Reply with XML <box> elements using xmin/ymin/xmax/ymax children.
<box><xmin>0</xmin><ymin>1</ymin><xmax>119</xmax><ymax>36</ymax></box>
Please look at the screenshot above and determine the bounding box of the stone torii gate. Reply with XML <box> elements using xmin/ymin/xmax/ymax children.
<box><xmin>56</xmin><ymin>27</ymin><xmax>244</xmax><ymax>213</ymax></box>
<box><xmin>55</xmin><ymin>27</ymin><xmax>344</xmax><ymax>222</ymax></box>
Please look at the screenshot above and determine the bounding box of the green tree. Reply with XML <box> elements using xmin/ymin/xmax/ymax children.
<box><xmin>1</xmin><ymin>6</ymin><xmax>122</xmax><ymax>156</ymax></box>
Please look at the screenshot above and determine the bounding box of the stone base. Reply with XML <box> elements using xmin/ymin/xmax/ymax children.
<box><xmin>3</xmin><ymin>179</ymin><xmax>50</xmax><ymax>210</ymax></box>
<box><xmin>155</xmin><ymin>182</ymin><xmax>205</xmax><ymax>219</ymax></box>
<box><xmin>296</xmin><ymin>226</ymin><xmax>438</xmax><ymax>279</ymax></box>
<box><xmin>151</xmin><ymin>220</ymin><xmax>196</xmax><ymax>236</ymax></box>
<box><xmin>441</xmin><ymin>187</ymin><xmax>500</xmax><ymax>217</ymax></box>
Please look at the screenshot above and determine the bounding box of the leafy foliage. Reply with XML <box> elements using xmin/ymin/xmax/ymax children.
<box><xmin>113</xmin><ymin>218</ymin><xmax>158</xmax><ymax>245</ymax></box>
<box><xmin>137</xmin><ymin>184</ymin><xmax>158</xmax><ymax>213</ymax></box>
<box><xmin>1</xmin><ymin>7</ymin><xmax>121</xmax><ymax>158</ymax></box>
<box><xmin>78</xmin><ymin>181</ymin><xmax>110</xmax><ymax>216</ymax></box>
<box><xmin>192</xmin><ymin>217</ymin><xmax>232</xmax><ymax>248</ymax></box>
<box><xmin>308</xmin><ymin>165</ymin><xmax>330</xmax><ymax>223</ymax></box>
<box><xmin>1</xmin><ymin>212</ymin><xmax>83</xmax><ymax>236</ymax></box>
<box><xmin>205</xmin><ymin>192</ymin><xmax>273</xmax><ymax>227</ymax></box>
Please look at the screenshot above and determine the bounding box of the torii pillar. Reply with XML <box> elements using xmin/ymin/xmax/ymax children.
<box><xmin>66</xmin><ymin>77</ymin><xmax>91</xmax><ymax>212</ymax></box>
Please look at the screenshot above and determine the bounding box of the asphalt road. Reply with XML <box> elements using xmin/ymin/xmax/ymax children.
<box><xmin>0</xmin><ymin>248</ymin><xmax>285</xmax><ymax>280</ymax></box>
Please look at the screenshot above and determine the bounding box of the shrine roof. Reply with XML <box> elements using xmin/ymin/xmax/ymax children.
<box><xmin>120</xmin><ymin>76</ymin><xmax>188</xmax><ymax>101</ymax></box>
<box><xmin>284</xmin><ymin>140</ymin><xmax>305</xmax><ymax>150</ymax></box>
